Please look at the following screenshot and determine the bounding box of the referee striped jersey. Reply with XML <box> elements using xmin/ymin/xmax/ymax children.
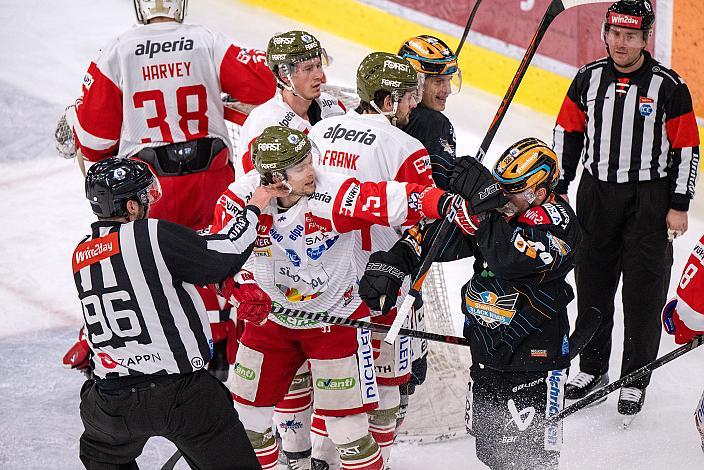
<box><xmin>72</xmin><ymin>207</ymin><xmax>259</xmax><ymax>379</ymax></box>
<box><xmin>553</xmin><ymin>51</ymin><xmax>700</xmax><ymax>211</ymax></box>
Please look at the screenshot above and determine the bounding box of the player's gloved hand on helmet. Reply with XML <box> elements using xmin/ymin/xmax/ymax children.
<box><xmin>359</xmin><ymin>251</ymin><xmax>409</xmax><ymax>316</ymax></box>
<box><xmin>62</xmin><ymin>327</ymin><xmax>92</xmax><ymax>374</ymax></box>
<box><xmin>662</xmin><ymin>298</ymin><xmax>701</xmax><ymax>345</ymax></box>
<box><xmin>450</xmin><ymin>156</ymin><xmax>509</xmax><ymax>215</ymax></box>
<box><xmin>221</xmin><ymin>271</ymin><xmax>271</xmax><ymax>326</ymax></box>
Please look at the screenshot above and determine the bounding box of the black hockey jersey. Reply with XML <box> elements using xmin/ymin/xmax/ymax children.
<box><xmin>462</xmin><ymin>196</ymin><xmax>580</xmax><ymax>372</ymax></box>
<box><xmin>402</xmin><ymin>103</ymin><xmax>456</xmax><ymax>190</ymax></box>
<box><xmin>72</xmin><ymin>208</ymin><xmax>259</xmax><ymax>379</ymax></box>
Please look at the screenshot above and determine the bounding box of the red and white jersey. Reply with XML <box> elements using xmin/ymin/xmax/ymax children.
<box><xmin>236</xmin><ymin>92</ymin><xmax>346</xmax><ymax>178</ymax></box>
<box><xmin>672</xmin><ymin>235</ymin><xmax>704</xmax><ymax>339</ymax></box>
<box><xmin>210</xmin><ymin>170</ymin><xmax>444</xmax><ymax>328</ymax></box>
<box><xmin>67</xmin><ymin>22</ymin><xmax>276</xmax><ymax>161</ymax></box>
<box><xmin>308</xmin><ymin>110</ymin><xmax>434</xmax><ymax>277</ymax></box>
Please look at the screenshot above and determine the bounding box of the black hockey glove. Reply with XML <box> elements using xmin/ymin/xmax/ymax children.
<box><xmin>450</xmin><ymin>156</ymin><xmax>508</xmax><ymax>215</ymax></box>
<box><xmin>359</xmin><ymin>251</ymin><xmax>408</xmax><ymax>316</ymax></box>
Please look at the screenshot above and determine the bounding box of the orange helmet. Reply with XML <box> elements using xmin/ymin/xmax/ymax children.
<box><xmin>398</xmin><ymin>35</ymin><xmax>461</xmax><ymax>94</ymax></box>
<box><xmin>493</xmin><ymin>138</ymin><xmax>559</xmax><ymax>193</ymax></box>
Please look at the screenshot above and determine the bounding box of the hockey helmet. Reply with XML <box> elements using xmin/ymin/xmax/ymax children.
<box><xmin>605</xmin><ymin>0</ymin><xmax>655</xmax><ymax>31</ymax></box>
<box><xmin>398</xmin><ymin>35</ymin><xmax>462</xmax><ymax>94</ymax></box>
<box><xmin>252</xmin><ymin>126</ymin><xmax>313</xmax><ymax>178</ymax></box>
<box><xmin>133</xmin><ymin>0</ymin><xmax>188</xmax><ymax>24</ymax></box>
<box><xmin>266</xmin><ymin>31</ymin><xmax>329</xmax><ymax>88</ymax></box>
<box><xmin>493</xmin><ymin>138</ymin><xmax>559</xmax><ymax>194</ymax></box>
<box><xmin>85</xmin><ymin>157</ymin><xmax>162</xmax><ymax>218</ymax></box>
<box><xmin>356</xmin><ymin>52</ymin><xmax>419</xmax><ymax>105</ymax></box>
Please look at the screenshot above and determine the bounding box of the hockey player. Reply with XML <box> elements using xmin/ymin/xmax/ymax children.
<box><xmin>73</xmin><ymin>157</ymin><xmax>281</xmax><ymax>469</ymax></box>
<box><xmin>231</xmin><ymin>30</ymin><xmax>346</xmax><ymax>469</ymax></box>
<box><xmin>398</xmin><ymin>34</ymin><xmax>460</xmax><ymax>190</ymax></box>
<box><xmin>235</xmin><ymin>30</ymin><xmax>346</xmax><ymax>178</ymax></box>
<box><xmin>359</xmin><ymin>139</ymin><xmax>580</xmax><ymax>469</ymax></box>
<box><xmin>662</xmin><ymin>235</ymin><xmax>704</xmax><ymax>452</ymax></box>
<box><xmin>307</xmin><ymin>51</ymin><xmax>430</xmax><ymax>467</ymax></box>
<box><xmin>209</xmin><ymin>126</ymin><xmax>468</xmax><ymax>470</ymax></box>
<box><xmin>397</xmin><ymin>34</ymin><xmax>462</xmax><ymax>424</ymax></box>
<box><xmin>62</xmin><ymin>0</ymin><xmax>276</xmax><ymax>381</ymax></box>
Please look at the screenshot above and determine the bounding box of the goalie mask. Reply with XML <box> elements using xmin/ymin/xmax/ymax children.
<box><xmin>86</xmin><ymin>157</ymin><xmax>162</xmax><ymax>218</ymax></box>
<box><xmin>399</xmin><ymin>35</ymin><xmax>462</xmax><ymax>95</ymax></box>
<box><xmin>133</xmin><ymin>0</ymin><xmax>188</xmax><ymax>24</ymax></box>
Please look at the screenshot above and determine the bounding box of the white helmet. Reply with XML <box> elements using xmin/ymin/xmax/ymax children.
<box><xmin>133</xmin><ymin>0</ymin><xmax>188</xmax><ymax>24</ymax></box>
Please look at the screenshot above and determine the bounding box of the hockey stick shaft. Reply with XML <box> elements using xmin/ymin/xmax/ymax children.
<box><xmin>455</xmin><ymin>0</ymin><xmax>484</xmax><ymax>57</ymax></box>
<box><xmin>392</xmin><ymin>0</ymin><xmax>611</xmax><ymax>339</ymax></box>
<box><xmin>160</xmin><ymin>450</ymin><xmax>182</xmax><ymax>470</ymax></box>
<box><xmin>277</xmin><ymin>308</ymin><xmax>472</xmax><ymax>347</ymax></box>
<box><xmin>549</xmin><ymin>335</ymin><xmax>704</xmax><ymax>423</ymax></box>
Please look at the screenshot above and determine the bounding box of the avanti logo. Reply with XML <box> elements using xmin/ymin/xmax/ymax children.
<box><xmin>316</xmin><ymin>377</ymin><xmax>356</xmax><ymax>390</ymax></box>
<box><xmin>233</xmin><ymin>363</ymin><xmax>256</xmax><ymax>380</ymax></box>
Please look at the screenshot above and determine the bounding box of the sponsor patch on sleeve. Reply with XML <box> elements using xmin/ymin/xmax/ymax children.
<box><xmin>72</xmin><ymin>232</ymin><xmax>119</xmax><ymax>273</ymax></box>
<box><xmin>518</xmin><ymin>207</ymin><xmax>550</xmax><ymax>226</ymax></box>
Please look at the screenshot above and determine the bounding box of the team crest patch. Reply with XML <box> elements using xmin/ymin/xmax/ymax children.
<box><xmin>464</xmin><ymin>285</ymin><xmax>519</xmax><ymax>328</ymax></box>
<box><xmin>639</xmin><ymin>97</ymin><xmax>654</xmax><ymax>117</ymax></box>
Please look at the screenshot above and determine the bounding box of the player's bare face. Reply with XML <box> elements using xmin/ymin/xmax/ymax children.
<box><xmin>422</xmin><ymin>75</ymin><xmax>452</xmax><ymax>112</ymax></box>
<box><xmin>605</xmin><ymin>25</ymin><xmax>647</xmax><ymax>71</ymax></box>
<box><xmin>394</xmin><ymin>90</ymin><xmax>418</xmax><ymax>127</ymax></box>
<box><xmin>284</xmin><ymin>154</ymin><xmax>316</xmax><ymax>197</ymax></box>
<box><xmin>292</xmin><ymin>57</ymin><xmax>326</xmax><ymax>100</ymax></box>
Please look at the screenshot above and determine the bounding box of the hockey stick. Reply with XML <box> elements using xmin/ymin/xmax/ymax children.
<box><xmin>160</xmin><ymin>450</ymin><xmax>182</xmax><ymax>470</ymax></box>
<box><xmin>548</xmin><ymin>334</ymin><xmax>704</xmax><ymax>423</ymax></box>
<box><xmin>278</xmin><ymin>307</ymin><xmax>472</xmax><ymax>347</ymax></box>
<box><xmin>455</xmin><ymin>0</ymin><xmax>484</xmax><ymax>57</ymax></box>
<box><xmin>383</xmin><ymin>0</ymin><xmax>612</xmax><ymax>345</ymax></box>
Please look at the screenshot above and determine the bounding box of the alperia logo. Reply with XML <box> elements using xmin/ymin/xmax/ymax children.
<box><xmin>316</xmin><ymin>377</ymin><xmax>356</xmax><ymax>390</ymax></box>
<box><xmin>234</xmin><ymin>363</ymin><xmax>256</xmax><ymax>380</ymax></box>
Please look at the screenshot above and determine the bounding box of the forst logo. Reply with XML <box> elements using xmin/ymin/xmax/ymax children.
<box><xmin>272</xmin><ymin>36</ymin><xmax>295</xmax><ymax>45</ymax></box>
<box><xmin>383</xmin><ymin>60</ymin><xmax>409</xmax><ymax>72</ymax></box>
<box><xmin>381</xmin><ymin>78</ymin><xmax>402</xmax><ymax>88</ymax></box>
<box><xmin>316</xmin><ymin>377</ymin><xmax>356</xmax><ymax>390</ymax></box>
<box><xmin>135</xmin><ymin>38</ymin><xmax>194</xmax><ymax>59</ymax></box>
<box><xmin>258</xmin><ymin>142</ymin><xmax>281</xmax><ymax>152</ymax></box>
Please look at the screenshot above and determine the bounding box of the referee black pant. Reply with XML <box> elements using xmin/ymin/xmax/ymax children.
<box><xmin>79</xmin><ymin>369</ymin><xmax>261</xmax><ymax>470</ymax></box>
<box><xmin>574</xmin><ymin>172</ymin><xmax>673</xmax><ymax>389</ymax></box>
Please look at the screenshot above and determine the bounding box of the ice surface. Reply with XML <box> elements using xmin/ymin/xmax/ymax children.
<box><xmin>1</xmin><ymin>1</ymin><xmax>702</xmax><ymax>468</ymax></box>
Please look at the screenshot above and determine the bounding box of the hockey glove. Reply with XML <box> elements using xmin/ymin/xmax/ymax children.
<box><xmin>662</xmin><ymin>298</ymin><xmax>700</xmax><ymax>345</ymax></box>
<box><xmin>436</xmin><ymin>193</ymin><xmax>483</xmax><ymax>236</ymax></box>
<box><xmin>450</xmin><ymin>156</ymin><xmax>508</xmax><ymax>215</ymax></box>
<box><xmin>359</xmin><ymin>251</ymin><xmax>408</xmax><ymax>316</ymax></box>
<box><xmin>221</xmin><ymin>271</ymin><xmax>271</xmax><ymax>326</ymax></box>
<box><xmin>62</xmin><ymin>327</ymin><xmax>92</xmax><ymax>375</ymax></box>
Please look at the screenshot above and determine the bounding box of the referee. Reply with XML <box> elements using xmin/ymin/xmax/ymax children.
<box><xmin>74</xmin><ymin>157</ymin><xmax>282</xmax><ymax>469</ymax></box>
<box><xmin>553</xmin><ymin>0</ymin><xmax>700</xmax><ymax>418</ymax></box>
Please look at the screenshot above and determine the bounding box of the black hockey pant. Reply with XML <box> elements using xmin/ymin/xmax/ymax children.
<box><xmin>468</xmin><ymin>364</ymin><xmax>567</xmax><ymax>470</ymax></box>
<box><xmin>574</xmin><ymin>172</ymin><xmax>673</xmax><ymax>389</ymax></box>
<box><xmin>79</xmin><ymin>369</ymin><xmax>261</xmax><ymax>470</ymax></box>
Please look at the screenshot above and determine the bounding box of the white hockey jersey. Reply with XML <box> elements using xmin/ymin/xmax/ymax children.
<box><xmin>210</xmin><ymin>170</ymin><xmax>446</xmax><ymax>329</ymax></box>
<box><xmin>236</xmin><ymin>91</ymin><xmax>346</xmax><ymax>178</ymax></box>
<box><xmin>68</xmin><ymin>22</ymin><xmax>276</xmax><ymax>161</ymax></box>
<box><xmin>308</xmin><ymin>110</ymin><xmax>434</xmax><ymax>263</ymax></box>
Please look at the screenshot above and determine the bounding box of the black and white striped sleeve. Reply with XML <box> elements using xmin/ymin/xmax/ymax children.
<box><xmin>157</xmin><ymin>206</ymin><xmax>260</xmax><ymax>285</ymax></box>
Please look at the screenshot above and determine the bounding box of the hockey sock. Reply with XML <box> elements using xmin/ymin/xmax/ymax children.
<box><xmin>368</xmin><ymin>406</ymin><xmax>398</xmax><ymax>464</ymax></box>
<box><xmin>245</xmin><ymin>428</ymin><xmax>279</xmax><ymax>470</ymax></box>
<box><xmin>336</xmin><ymin>435</ymin><xmax>384</xmax><ymax>470</ymax></box>
<box><xmin>274</xmin><ymin>371</ymin><xmax>313</xmax><ymax>454</ymax></box>
<box><xmin>311</xmin><ymin>413</ymin><xmax>341</xmax><ymax>470</ymax></box>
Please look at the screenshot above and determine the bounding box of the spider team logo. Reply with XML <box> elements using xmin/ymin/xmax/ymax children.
<box><xmin>464</xmin><ymin>285</ymin><xmax>519</xmax><ymax>328</ymax></box>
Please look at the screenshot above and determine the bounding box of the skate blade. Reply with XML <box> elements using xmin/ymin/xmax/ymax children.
<box><xmin>621</xmin><ymin>414</ymin><xmax>637</xmax><ymax>429</ymax></box>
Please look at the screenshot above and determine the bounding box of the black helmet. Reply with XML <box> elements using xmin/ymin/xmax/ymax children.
<box><xmin>85</xmin><ymin>157</ymin><xmax>161</xmax><ymax>218</ymax></box>
<box><xmin>605</xmin><ymin>0</ymin><xmax>655</xmax><ymax>31</ymax></box>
